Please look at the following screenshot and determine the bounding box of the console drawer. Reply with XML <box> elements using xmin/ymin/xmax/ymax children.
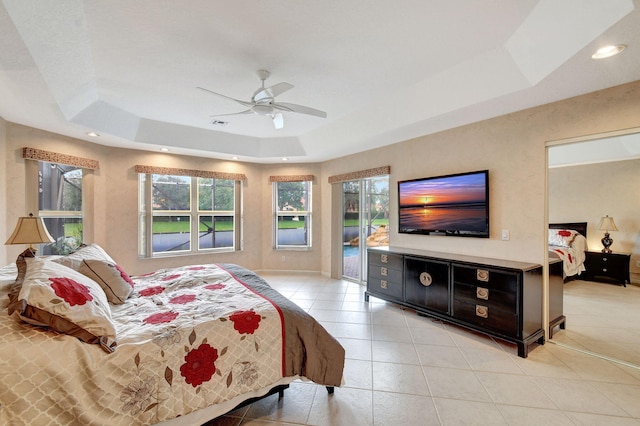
<box><xmin>369</xmin><ymin>252</ymin><xmax>403</xmax><ymax>270</ymax></box>
<box><xmin>453</xmin><ymin>265</ymin><xmax>519</xmax><ymax>293</ymax></box>
<box><xmin>453</xmin><ymin>298</ymin><xmax>517</xmax><ymax>337</ymax></box>
<box><xmin>367</xmin><ymin>276</ymin><xmax>403</xmax><ymax>300</ymax></box>
<box><xmin>369</xmin><ymin>264</ymin><xmax>403</xmax><ymax>284</ymax></box>
<box><xmin>453</xmin><ymin>282</ymin><xmax>516</xmax><ymax>313</ymax></box>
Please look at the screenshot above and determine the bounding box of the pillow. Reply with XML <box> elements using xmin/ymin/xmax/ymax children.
<box><xmin>53</xmin><ymin>243</ymin><xmax>116</xmax><ymax>272</ymax></box>
<box><xmin>548</xmin><ymin>229</ymin><xmax>578</xmax><ymax>248</ymax></box>
<box><xmin>14</xmin><ymin>257</ymin><xmax>117</xmax><ymax>353</ymax></box>
<box><xmin>7</xmin><ymin>249</ymin><xmax>35</xmax><ymax>315</ymax></box>
<box><xmin>79</xmin><ymin>259</ymin><xmax>134</xmax><ymax>304</ymax></box>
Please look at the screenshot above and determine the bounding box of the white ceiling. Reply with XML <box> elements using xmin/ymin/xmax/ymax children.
<box><xmin>1</xmin><ymin>0</ymin><xmax>639</xmax><ymax>163</ymax></box>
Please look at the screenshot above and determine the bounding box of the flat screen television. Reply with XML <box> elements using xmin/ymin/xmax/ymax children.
<box><xmin>398</xmin><ymin>170</ymin><xmax>489</xmax><ymax>237</ymax></box>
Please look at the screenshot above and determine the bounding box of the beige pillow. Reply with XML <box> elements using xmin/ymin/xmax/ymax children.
<box><xmin>79</xmin><ymin>259</ymin><xmax>134</xmax><ymax>304</ymax></box>
<box><xmin>53</xmin><ymin>243</ymin><xmax>115</xmax><ymax>271</ymax></box>
<box><xmin>15</xmin><ymin>257</ymin><xmax>117</xmax><ymax>353</ymax></box>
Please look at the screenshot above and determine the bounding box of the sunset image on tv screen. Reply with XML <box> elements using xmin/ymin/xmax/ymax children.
<box><xmin>399</xmin><ymin>171</ymin><xmax>488</xmax><ymax>235</ymax></box>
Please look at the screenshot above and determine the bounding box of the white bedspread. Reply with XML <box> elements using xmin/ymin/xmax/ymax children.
<box><xmin>549</xmin><ymin>234</ymin><xmax>588</xmax><ymax>278</ymax></box>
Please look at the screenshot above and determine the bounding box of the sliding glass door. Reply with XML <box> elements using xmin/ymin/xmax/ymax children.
<box><xmin>342</xmin><ymin>176</ymin><xmax>389</xmax><ymax>282</ymax></box>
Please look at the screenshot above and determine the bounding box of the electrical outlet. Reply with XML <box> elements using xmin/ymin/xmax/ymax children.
<box><xmin>281</xmin><ymin>255</ymin><xmax>286</xmax><ymax>262</ymax></box>
<box><xmin>501</xmin><ymin>229</ymin><xmax>510</xmax><ymax>241</ymax></box>
<box><xmin>636</xmin><ymin>260</ymin><xmax>640</xmax><ymax>268</ymax></box>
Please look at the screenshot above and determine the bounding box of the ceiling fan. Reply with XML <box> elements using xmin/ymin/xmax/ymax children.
<box><xmin>197</xmin><ymin>70</ymin><xmax>327</xmax><ymax>130</ymax></box>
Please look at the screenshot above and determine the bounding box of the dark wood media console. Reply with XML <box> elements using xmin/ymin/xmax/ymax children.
<box><xmin>366</xmin><ymin>246</ymin><xmax>555</xmax><ymax>358</ymax></box>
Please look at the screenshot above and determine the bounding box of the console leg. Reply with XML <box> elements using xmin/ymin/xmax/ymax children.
<box><xmin>517</xmin><ymin>343</ymin><xmax>527</xmax><ymax>358</ymax></box>
<box><xmin>326</xmin><ymin>386</ymin><xmax>335</xmax><ymax>394</ymax></box>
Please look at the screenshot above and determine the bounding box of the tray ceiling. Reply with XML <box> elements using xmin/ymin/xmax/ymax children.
<box><xmin>1</xmin><ymin>0</ymin><xmax>639</xmax><ymax>163</ymax></box>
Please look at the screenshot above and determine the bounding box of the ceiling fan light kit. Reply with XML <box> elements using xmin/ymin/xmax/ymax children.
<box><xmin>198</xmin><ymin>69</ymin><xmax>326</xmax><ymax>130</ymax></box>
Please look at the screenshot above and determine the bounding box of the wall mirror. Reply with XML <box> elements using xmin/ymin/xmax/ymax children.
<box><xmin>547</xmin><ymin>127</ymin><xmax>640</xmax><ymax>368</ymax></box>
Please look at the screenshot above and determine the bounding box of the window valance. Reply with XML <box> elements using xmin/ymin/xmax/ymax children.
<box><xmin>23</xmin><ymin>147</ymin><xmax>99</xmax><ymax>170</ymax></box>
<box><xmin>327</xmin><ymin>166</ymin><xmax>390</xmax><ymax>184</ymax></box>
<box><xmin>134</xmin><ymin>165</ymin><xmax>247</xmax><ymax>181</ymax></box>
<box><xmin>268</xmin><ymin>175</ymin><xmax>315</xmax><ymax>183</ymax></box>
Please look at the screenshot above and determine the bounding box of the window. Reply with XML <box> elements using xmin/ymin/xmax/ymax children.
<box><xmin>38</xmin><ymin>161</ymin><xmax>83</xmax><ymax>255</ymax></box>
<box><xmin>139</xmin><ymin>174</ymin><xmax>240</xmax><ymax>257</ymax></box>
<box><xmin>197</xmin><ymin>178</ymin><xmax>236</xmax><ymax>250</ymax></box>
<box><xmin>273</xmin><ymin>180</ymin><xmax>312</xmax><ymax>249</ymax></box>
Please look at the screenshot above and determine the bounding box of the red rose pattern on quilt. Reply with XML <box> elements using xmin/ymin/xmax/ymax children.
<box><xmin>0</xmin><ymin>263</ymin><xmax>284</xmax><ymax>425</ymax></box>
<box><xmin>110</xmin><ymin>264</ymin><xmax>284</xmax><ymax>422</ymax></box>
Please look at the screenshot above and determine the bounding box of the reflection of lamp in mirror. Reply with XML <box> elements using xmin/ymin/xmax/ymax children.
<box><xmin>597</xmin><ymin>215</ymin><xmax>618</xmax><ymax>253</ymax></box>
<box><xmin>4</xmin><ymin>213</ymin><xmax>54</xmax><ymax>256</ymax></box>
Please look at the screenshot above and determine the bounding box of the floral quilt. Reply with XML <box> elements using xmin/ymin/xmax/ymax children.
<box><xmin>0</xmin><ymin>263</ymin><xmax>344</xmax><ymax>426</ymax></box>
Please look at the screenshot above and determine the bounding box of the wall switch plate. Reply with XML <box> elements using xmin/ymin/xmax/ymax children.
<box><xmin>501</xmin><ymin>230</ymin><xmax>510</xmax><ymax>241</ymax></box>
<box><xmin>636</xmin><ymin>260</ymin><xmax>640</xmax><ymax>268</ymax></box>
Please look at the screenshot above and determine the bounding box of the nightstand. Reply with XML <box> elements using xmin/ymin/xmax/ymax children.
<box><xmin>583</xmin><ymin>251</ymin><xmax>631</xmax><ymax>286</ymax></box>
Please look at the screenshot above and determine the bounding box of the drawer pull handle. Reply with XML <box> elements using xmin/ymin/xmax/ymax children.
<box><xmin>476</xmin><ymin>287</ymin><xmax>489</xmax><ymax>300</ymax></box>
<box><xmin>602</xmin><ymin>257</ymin><xmax>608</xmax><ymax>262</ymax></box>
<box><xmin>381</xmin><ymin>267</ymin><xmax>388</xmax><ymax>276</ymax></box>
<box><xmin>602</xmin><ymin>268</ymin><xmax>607</xmax><ymax>272</ymax></box>
<box><xmin>380</xmin><ymin>280</ymin><xmax>388</xmax><ymax>289</ymax></box>
<box><xmin>381</xmin><ymin>254</ymin><xmax>388</xmax><ymax>263</ymax></box>
<box><xmin>420</xmin><ymin>272</ymin><xmax>433</xmax><ymax>287</ymax></box>
<box><xmin>477</xmin><ymin>269</ymin><xmax>489</xmax><ymax>282</ymax></box>
<box><xmin>476</xmin><ymin>305</ymin><xmax>489</xmax><ymax>318</ymax></box>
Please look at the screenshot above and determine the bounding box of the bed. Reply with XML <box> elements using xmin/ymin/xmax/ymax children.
<box><xmin>549</xmin><ymin>222</ymin><xmax>588</xmax><ymax>282</ymax></box>
<box><xmin>0</xmin><ymin>244</ymin><xmax>345</xmax><ymax>425</ymax></box>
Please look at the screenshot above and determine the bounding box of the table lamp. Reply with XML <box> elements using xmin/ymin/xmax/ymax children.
<box><xmin>597</xmin><ymin>215</ymin><xmax>618</xmax><ymax>253</ymax></box>
<box><xmin>5</xmin><ymin>213</ymin><xmax>55</xmax><ymax>255</ymax></box>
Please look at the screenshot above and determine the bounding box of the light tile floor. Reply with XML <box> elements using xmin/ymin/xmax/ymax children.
<box><xmin>208</xmin><ymin>274</ymin><xmax>640</xmax><ymax>426</ymax></box>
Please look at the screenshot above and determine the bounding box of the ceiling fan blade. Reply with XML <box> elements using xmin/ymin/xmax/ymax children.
<box><xmin>197</xmin><ymin>86</ymin><xmax>254</xmax><ymax>108</ymax></box>
<box><xmin>273</xmin><ymin>113</ymin><xmax>284</xmax><ymax>130</ymax></box>
<box><xmin>253</xmin><ymin>82</ymin><xmax>294</xmax><ymax>102</ymax></box>
<box><xmin>273</xmin><ymin>102</ymin><xmax>327</xmax><ymax>118</ymax></box>
<box><xmin>209</xmin><ymin>109</ymin><xmax>253</xmax><ymax>118</ymax></box>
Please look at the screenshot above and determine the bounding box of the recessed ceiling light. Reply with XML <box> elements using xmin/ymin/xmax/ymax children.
<box><xmin>160</xmin><ymin>147</ymin><xmax>169</xmax><ymax>152</ymax></box>
<box><xmin>592</xmin><ymin>44</ymin><xmax>626</xmax><ymax>59</ymax></box>
<box><xmin>282</xmin><ymin>157</ymin><xmax>288</xmax><ymax>161</ymax></box>
<box><xmin>232</xmin><ymin>156</ymin><xmax>239</xmax><ymax>160</ymax></box>
<box><xmin>86</xmin><ymin>131</ymin><xmax>99</xmax><ymax>137</ymax></box>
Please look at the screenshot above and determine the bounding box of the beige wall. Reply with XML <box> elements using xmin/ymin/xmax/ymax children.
<box><xmin>0</xmin><ymin>117</ymin><xmax>7</xmax><ymax>263</ymax></box>
<box><xmin>321</xmin><ymin>80</ymin><xmax>640</xmax><ymax>277</ymax></box>
<box><xmin>2</xmin><ymin>80</ymin><xmax>640</xmax><ymax>280</ymax></box>
<box><xmin>259</xmin><ymin>163</ymin><xmax>323</xmax><ymax>272</ymax></box>
<box><xmin>1</xmin><ymin>125</ymin><xmax>323</xmax><ymax>275</ymax></box>
<box><xmin>549</xmin><ymin>159</ymin><xmax>640</xmax><ymax>282</ymax></box>
<box><xmin>322</xmin><ymin>115</ymin><xmax>546</xmax><ymax>270</ymax></box>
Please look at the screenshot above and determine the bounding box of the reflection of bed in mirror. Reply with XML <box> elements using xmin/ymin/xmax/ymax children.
<box><xmin>547</xmin><ymin>222</ymin><xmax>587</xmax><ymax>338</ymax></box>
<box><xmin>548</xmin><ymin>222</ymin><xmax>588</xmax><ymax>282</ymax></box>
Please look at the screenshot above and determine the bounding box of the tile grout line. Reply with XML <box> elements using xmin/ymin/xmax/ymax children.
<box><xmin>548</xmin><ymin>340</ymin><xmax>640</xmax><ymax>370</ymax></box>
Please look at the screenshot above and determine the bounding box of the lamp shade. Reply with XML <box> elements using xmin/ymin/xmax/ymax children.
<box><xmin>597</xmin><ymin>215</ymin><xmax>619</xmax><ymax>232</ymax></box>
<box><xmin>5</xmin><ymin>213</ymin><xmax>55</xmax><ymax>246</ymax></box>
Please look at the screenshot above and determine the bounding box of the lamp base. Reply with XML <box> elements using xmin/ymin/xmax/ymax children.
<box><xmin>601</xmin><ymin>232</ymin><xmax>613</xmax><ymax>254</ymax></box>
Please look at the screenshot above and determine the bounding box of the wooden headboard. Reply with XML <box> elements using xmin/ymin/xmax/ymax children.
<box><xmin>549</xmin><ymin>222</ymin><xmax>588</xmax><ymax>238</ymax></box>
